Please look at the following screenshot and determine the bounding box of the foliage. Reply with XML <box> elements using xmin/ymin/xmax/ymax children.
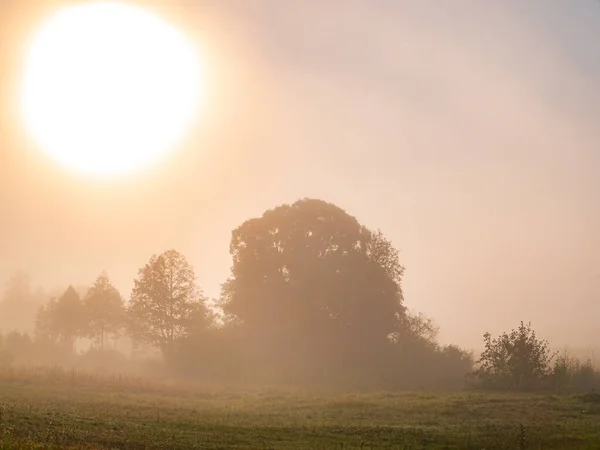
<box><xmin>128</xmin><ymin>250</ymin><xmax>209</xmax><ymax>354</ymax></box>
<box><xmin>34</xmin><ymin>286</ymin><xmax>84</xmax><ymax>353</ymax></box>
<box><xmin>2</xmin><ymin>197</ymin><xmax>598</xmax><ymax>398</ymax></box>
<box><xmin>550</xmin><ymin>350</ymin><xmax>600</xmax><ymax>394</ymax></box>
<box><xmin>82</xmin><ymin>272</ymin><xmax>126</xmax><ymax>349</ymax></box>
<box><xmin>220</xmin><ymin>198</ymin><xmax>406</xmax><ymax>380</ymax></box>
<box><xmin>34</xmin><ymin>300</ymin><xmax>58</xmax><ymax>343</ymax></box>
<box><xmin>8</xmin><ymin>199</ymin><xmax>598</xmax><ymax>394</ymax></box>
<box><xmin>476</xmin><ymin>321</ymin><xmax>556</xmax><ymax>390</ymax></box>
<box><xmin>390</xmin><ymin>310</ymin><xmax>439</xmax><ymax>348</ymax></box>
<box><xmin>0</xmin><ymin>200</ymin><xmax>476</xmax><ymax>389</ymax></box>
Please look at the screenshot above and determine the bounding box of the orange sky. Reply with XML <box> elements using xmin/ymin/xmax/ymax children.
<box><xmin>1</xmin><ymin>0</ymin><xmax>599</xmax><ymax>349</ymax></box>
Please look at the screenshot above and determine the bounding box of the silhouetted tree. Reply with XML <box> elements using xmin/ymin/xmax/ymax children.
<box><xmin>4</xmin><ymin>330</ymin><xmax>33</xmax><ymax>358</ymax></box>
<box><xmin>55</xmin><ymin>286</ymin><xmax>85</xmax><ymax>352</ymax></box>
<box><xmin>0</xmin><ymin>271</ymin><xmax>36</xmax><ymax>333</ymax></box>
<box><xmin>390</xmin><ymin>310</ymin><xmax>439</xmax><ymax>349</ymax></box>
<box><xmin>438</xmin><ymin>345</ymin><xmax>475</xmax><ymax>387</ymax></box>
<box><xmin>128</xmin><ymin>250</ymin><xmax>209</xmax><ymax>356</ymax></box>
<box><xmin>35</xmin><ymin>300</ymin><xmax>58</xmax><ymax>343</ymax></box>
<box><xmin>3</xmin><ymin>271</ymin><xmax>30</xmax><ymax>301</ymax></box>
<box><xmin>83</xmin><ymin>272</ymin><xmax>126</xmax><ymax>350</ymax></box>
<box><xmin>220</xmin><ymin>198</ymin><xmax>406</xmax><ymax>381</ymax></box>
<box><xmin>34</xmin><ymin>286</ymin><xmax>84</xmax><ymax>353</ymax></box>
<box><xmin>476</xmin><ymin>321</ymin><xmax>556</xmax><ymax>390</ymax></box>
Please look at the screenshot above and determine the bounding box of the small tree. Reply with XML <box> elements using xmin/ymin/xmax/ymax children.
<box><xmin>83</xmin><ymin>272</ymin><xmax>126</xmax><ymax>350</ymax></box>
<box><xmin>34</xmin><ymin>287</ymin><xmax>84</xmax><ymax>353</ymax></box>
<box><xmin>0</xmin><ymin>271</ymin><xmax>36</xmax><ymax>333</ymax></box>
<box><xmin>476</xmin><ymin>321</ymin><xmax>556</xmax><ymax>391</ymax></box>
<box><xmin>128</xmin><ymin>250</ymin><xmax>209</xmax><ymax>356</ymax></box>
<box><xmin>3</xmin><ymin>331</ymin><xmax>33</xmax><ymax>360</ymax></box>
<box><xmin>35</xmin><ymin>300</ymin><xmax>58</xmax><ymax>343</ymax></box>
<box><xmin>54</xmin><ymin>286</ymin><xmax>85</xmax><ymax>352</ymax></box>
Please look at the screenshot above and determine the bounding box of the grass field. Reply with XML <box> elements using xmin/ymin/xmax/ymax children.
<box><xmin>0</xmin><ymin>367</ymin><xmax>599</xmax><ymax>449</ymax></box>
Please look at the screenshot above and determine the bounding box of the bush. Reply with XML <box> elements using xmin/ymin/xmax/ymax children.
<box><xmin>475</xmin><ymin>322</ymin><xmax>555</xmax><ymax>391</ymax></box>
<box><xmin>572</xmin><ymin>360</ymin><xmax>599</xmax><ymax>393</ymax></box>
<box><xmin>550</xmin><ymin>351</ymin><xmax>580</xmax><ymax>393</ymax></box>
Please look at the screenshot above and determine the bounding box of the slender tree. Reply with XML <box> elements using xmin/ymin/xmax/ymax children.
<box><xmin>83</xmin><ymin>272</ymin><xmax>126</xmax><ymax>350</ymax></box>
<box><xmin>128</xmin><ymin>250</ymin><xmax>209</xmax><ymax>356</ymax></box>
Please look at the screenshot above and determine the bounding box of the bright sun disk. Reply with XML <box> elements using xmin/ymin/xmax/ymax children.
<box><xmin>21</xmin><ymin>1</ymin><xmax>204</xmax><ymax>176</ymax></box>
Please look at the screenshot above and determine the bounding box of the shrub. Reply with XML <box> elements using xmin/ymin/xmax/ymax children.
<box><xmin>476</xmin><ymin>322</ymin><xmax>555</xmax><ymax>391</ymax></box>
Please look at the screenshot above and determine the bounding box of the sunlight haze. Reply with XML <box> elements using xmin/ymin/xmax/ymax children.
<box><xmin>20</xmin><ymin>1</ymin><xmax>203</xmax><ymax>176</ymax></box>
<box><xmin>1</xmin><ymin>0</ymin><xmax>599</xmax><ymax>350</ymax></box>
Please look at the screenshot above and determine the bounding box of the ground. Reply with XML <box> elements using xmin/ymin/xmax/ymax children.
<box><xmin>0</xmin><ymin>367</ymin><xmax>599</xmax><ymax>449</ymax></box>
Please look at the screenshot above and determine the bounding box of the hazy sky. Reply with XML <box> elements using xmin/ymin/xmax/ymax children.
<box><xmin>1</xmin><ymin>0</ymin><xmax>599</xmax><ymax>348</ymax></box>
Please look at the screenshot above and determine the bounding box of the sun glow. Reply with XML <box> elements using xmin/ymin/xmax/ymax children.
<box><xmin>21</xmin><ymin>2</ymin><xmax>204</xmax><ymax>177</ymax></box>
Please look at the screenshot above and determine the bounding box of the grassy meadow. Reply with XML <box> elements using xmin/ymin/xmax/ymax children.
<box><xmin>0</xmin><ymin>366</ymin><xmax>599</xmax><ymax>449</ymax></box>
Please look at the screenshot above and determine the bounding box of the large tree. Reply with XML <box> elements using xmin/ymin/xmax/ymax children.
<box><xmin>128</xmin><ymin>250</ymin><xmax>209</xmax><ymax>355</ymax></box>
<box><xmin>220</xmin><ymin>198</ymin><xmax>406</xmax><ymax>374</ymax></box>
<box><xmin>83</xmin><ymin>272</ymin><xmax>126</xmax><ymax>350</ymax></box>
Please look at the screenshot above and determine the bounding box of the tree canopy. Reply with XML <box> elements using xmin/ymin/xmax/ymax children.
<box><xmin>220</xmin><ymin>198</ymin><xmax>407</xmax><ymax>375</ymax></box>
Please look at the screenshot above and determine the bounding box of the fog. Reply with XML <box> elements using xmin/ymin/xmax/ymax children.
<box><xmin>1</xmin><ymin>0</ymin><xmax>599</xmax><ymax>358</ymax></box>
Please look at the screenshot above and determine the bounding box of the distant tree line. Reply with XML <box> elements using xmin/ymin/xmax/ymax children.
<box><xmin>0</xmin><ymin>198</ymin><xmax>598</xmax><ymax>392</ymax></box>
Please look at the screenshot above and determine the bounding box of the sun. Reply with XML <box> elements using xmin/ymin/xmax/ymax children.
<box><xmin>21</xmin><ymin>1</ymin><xmax>204</xmax><ymax>177</ymax></box>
